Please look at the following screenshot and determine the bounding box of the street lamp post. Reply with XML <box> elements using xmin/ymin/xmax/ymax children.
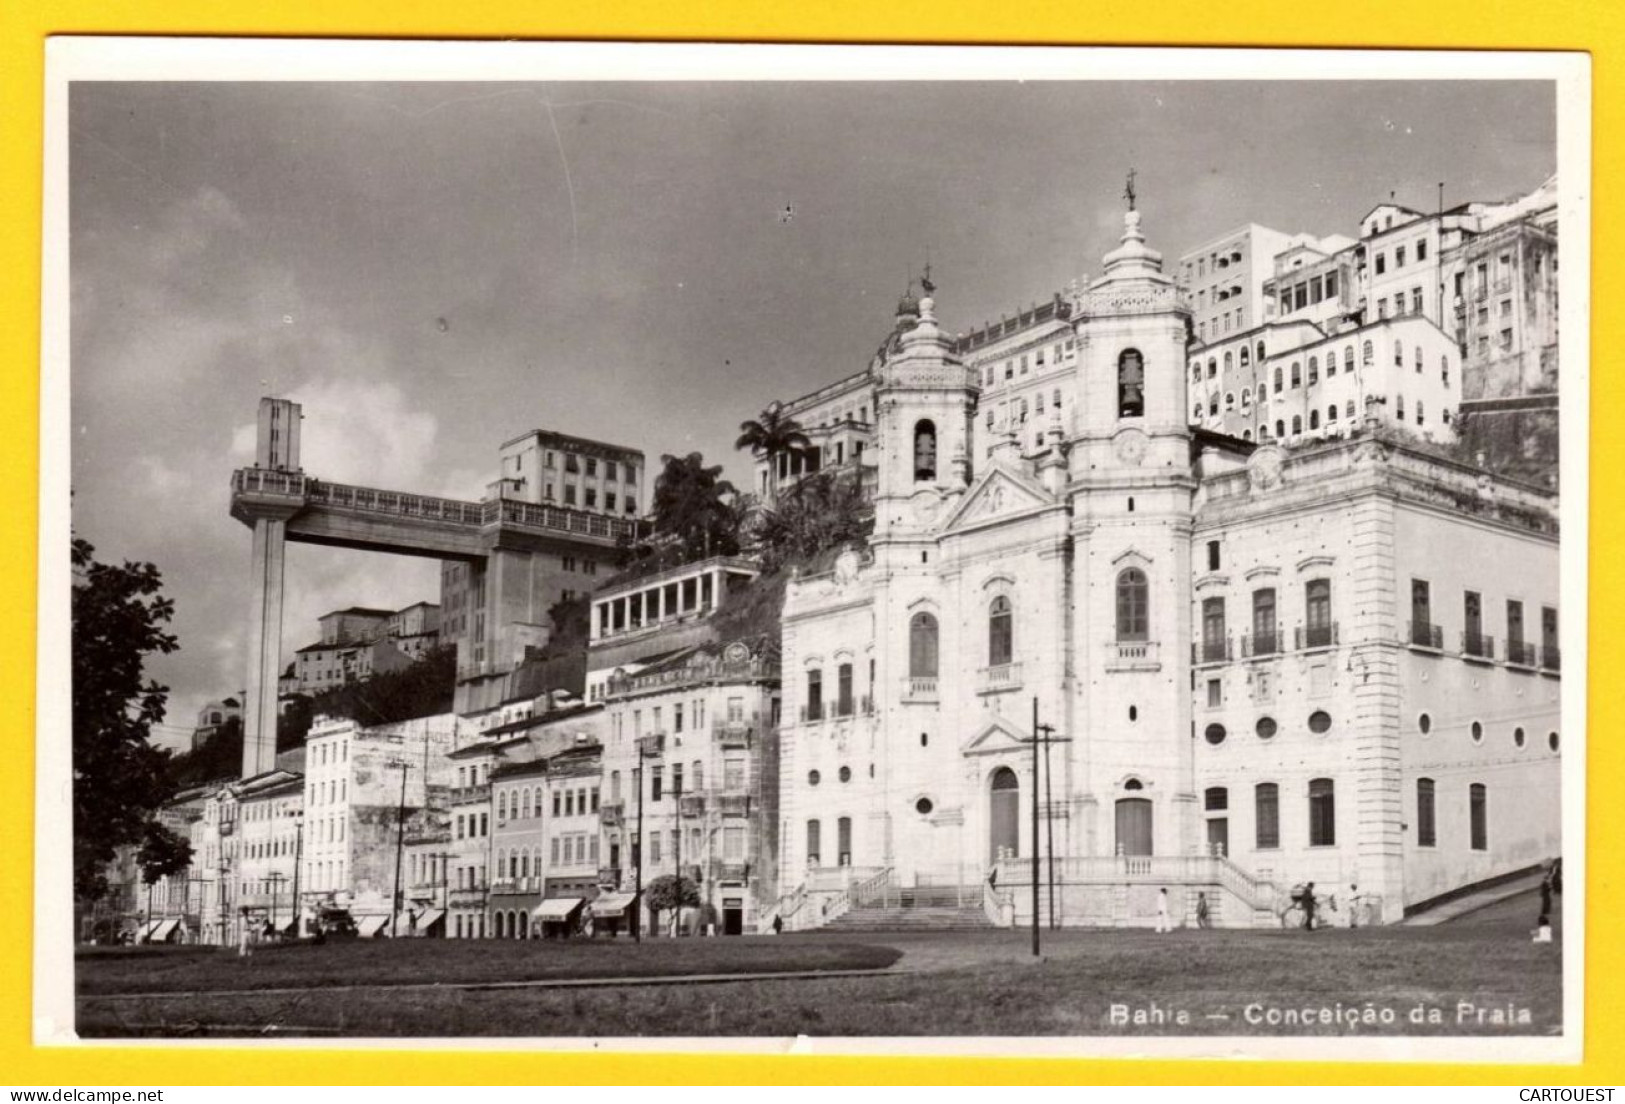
<box><xmin>1038</xmin><ymin>721</ymin><xmax>1057</xmax><ymax>931</ymax></box>
<box><xmin>289</xmin><ymin>811</ymin><xmax>305</xmax><ymax>938</ymax></box>
<box><xmin>389</xmin><ymin>761</ymin><xmax>410</xmax><ymax>939</ymax></box>
<box><xmin>268</xmin><ymin>872</ymin><xmax>287</xmax><ymax>936</ymax></box>
<box><xmin>633</xmin><ymin>758</ymin><xmax>645</xmax><ymax>944</ymax></box>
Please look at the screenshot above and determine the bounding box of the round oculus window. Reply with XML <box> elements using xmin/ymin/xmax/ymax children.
<box><xmin>1470</xmin><ymin>720</ymin><xmax>1484</xmax><ymax>744</ymax></box>
<box><xmin>915</xmin><ymin>797</ymin><xmax>934</xmax><ymax>816</ymax></box>
<box><xmin>1418</xmin><ymin>712</ymin><xmax>1432</xmax><ymax>735</ymax></box>
<box><xmin>1255</xmin><ymin>716</ymin><xmax>1277</xmax><ymax>740</ymax></box>
<box><xmin>839</xmin><ymin>766</ymin><xmax>852</xmax><ymax>783</ymax></box>
<box><xmin>1204</xmin><ymin>723</ymin><xmax>1227</xmax><ymax>746</ymax></box>
<box><xmin>1308</xmin><ymin>710</ymin><xmax>1332</xmax><ymax>734</ymax></box>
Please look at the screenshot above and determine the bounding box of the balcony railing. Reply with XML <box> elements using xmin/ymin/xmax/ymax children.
<box><xmin>718</xmin><ymin>793</ymin><xmax>751</xmax><ymax>818</ymax></box>
<box><xmin>1193</xmin><ymin>638</ymin><xmax>1232</xmax><ymax>665</ymax></box>
<box><xmin>600</xmin><ymin>802</ymin><xmax>624</xmax><ymax>828</ymax></box>
<box><xmin>713</xmin><ymin>719</ymin><xmax>756</xmax><ymax>747</ymax></box>
<box><xmin>1541</xmin><ymin>645</ymin><xmax>1562</xmax><ymax>673</ymax></box>
<box><xmin>448</xmin><ymin>885</ymin><xmax>488</xmax><ymax>906</ymax></box>
<box><xmin>449</xmin><ymin>784</ymin><xmax>491</xmax><ymax>804</ymax></box>
<box><xmin>832</xmin><ymin>698</ymin><xmax>857</xmax><ymax>719</ymax></box>
<box><xmin>1240</xmin><ymin>632</ymin><xmax>1279</xmax><ymax>658</ymax></box>
<box><xmin>678</xmin><ymin>794</ymin><xmax>706</xmax><ymax>818</ymax></box>
<box><xmin>1296</xmin><ymin>622</ymin><xmax>1339</xmax><ymax>650</ymax></box>
<box><xmin>635</xmin><ymin>734</ymin><xmax>665</xmax><ymax>757</ymax></box>
<box><xmin>901</xmin><ymin>676</ymin><xmax>939</xmax><ymax>703</ymax></box>
<box><xmin>1408</xmin><ymin>621</ymin><xmax>1444</xmax><ymax>650</ymax></box>
<box><xmin>1504</xmin><ymin>639</ymin><xmax>1537</xmax><ymax>667</ymax></box>
<box><xmin>598</xmin><ymin>866</ymin><xmax>622</xmax><ymax>887</ymax></box>
<box><xmin>800</xmin><ymin>703</ymin><xmax>825</xmax><ymax>723</ymax></box>
<box><xmin>718</xmin><ymin>862</ymin><xmax>751</xmax><ymax>883</ymax></box>
<box><xmin>1462</xmin><ymin>632</ymin><xmax>1496</xmax><ymax>662</ymax></box>
<box><xmin>1105</xmin><ymin>640</ymin><xmax>1160</xmax><ymax>672</ymax></box>
<box><xmin>977</xmin><ymin>662</ymin><xmax>1024</xmax><ymax>694</ymax></box>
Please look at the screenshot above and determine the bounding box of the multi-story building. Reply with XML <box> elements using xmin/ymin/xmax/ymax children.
<box><xmin>599</xmin><ymin>640</ymin><xmax>781</xmax><ymax>936</ymax></box>
<box><xmin>290</xmin><ymin>603</ymin><xmax>443</xmax><ymax>694</ymax></box>
<box><xmin>301</xmin><ymin>714</ymin><xmax>460</xmax><ymax>935</ymax></box>
<box><xmin>532</xmin><ymin>737</ymin><xmax>607</xmax><ymax>936</ymax></box>
<box><xmin>191</xmin><ymin>697</ymin><xmax>242</xmax><ymax>750</ymax></box>
<box><xmin>768</xmin><ymin>202</ymin><xmax>1560</xmax><ymax>930</ymax></box>
<box><xmin>234</xmin><ymin>769</ymin><xmax>305</xmax><ymax>936</ymax></box>
<box><xmin>1179</xmin><ymin>224</ymin><xmax>1334</xmax><ymax>345</ymax></box>
<box><xmin>484</xmin><ymin>702</ymin><xmax>611</xmax><ymax>937</ymax></box>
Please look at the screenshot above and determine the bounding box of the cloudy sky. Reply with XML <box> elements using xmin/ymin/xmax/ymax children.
<box><xmin>67</xmin><ymin>77</ymin><xmax>1555</xmax><ymax>745</ymax></box>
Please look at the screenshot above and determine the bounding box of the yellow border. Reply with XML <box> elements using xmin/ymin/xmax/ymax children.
<box><xmin>4</xmin><ymin>0</ymin><xmax>1618</xmax><ymax>1085</ymax></box>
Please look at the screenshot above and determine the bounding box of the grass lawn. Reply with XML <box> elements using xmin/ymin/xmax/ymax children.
<box><xmin>75</xmin><ymin>891</ymin><xmax>1563</xmax><ymax>1038</ymax></box>
<box><xmin>76</xmin><ymin>936</ymin><xmax>902</xmax><ymax>997</ymax></box>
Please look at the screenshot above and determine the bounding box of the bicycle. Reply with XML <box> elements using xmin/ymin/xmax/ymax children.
<box><xmin>1279</xmin><ymin>891</ymin><xmax>1338</xmax><ymax>930</ymax></box>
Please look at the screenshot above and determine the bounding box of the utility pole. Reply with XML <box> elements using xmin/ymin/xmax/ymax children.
<box><xmin>289</xmin><ymin>812</ymin><xmax>304</xmax><ymax>938</ymax></box>
<box><xmin>1030</xmin><ymin>697</ymin><xmax>1040</xmax><ymax>958</ymax></box>
<box><xmin>268</xmin><ymin>872</ymin><xmax>287</xmax><ymax>936</ymax></box>
<box><xmin>390</xmin><ymin>761</ymin><xmax>409</xmax><ymax>939</ymax></box>
<box><xmin>1038</xmin><ymin>721</ymin><xmax>1057</xmax><ymax>931</ymax></box>
<box><xmin>672</xmin><ymin>765</ymin><xmax>683</xmax><ymax>937</ymax></box>
<box><xmin>633</xmin><ymin>758</ymin><xmax>645</xmax><ymax>944</ymax></box>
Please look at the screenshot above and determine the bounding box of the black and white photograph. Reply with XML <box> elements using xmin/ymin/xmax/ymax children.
<box><xmin>39</xmin><ymin>40</ymin><xmax>1588</xmax><ymax>1056</ymax></box>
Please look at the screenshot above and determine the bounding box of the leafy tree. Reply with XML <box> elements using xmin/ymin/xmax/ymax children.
<box><xmin>137</xmin><ymin>821</ymin><xmax>193</xmax><ymax>887</ymax></box>
<box><xmin>644</xmin><ymin>873</ymin><xmax>701</xmax><ymax>913</ymax></box>
<box><xmin>749</xmin><ymin>468</ymin><xmax>872</xmax><ymax>574</ymax></box>
<box><xmin>735</xmin><ymin>402</ymin><xmax>811</xmax><ymax>486</ymax></box>
<box><xmin>650</xmin><ymin>452</ymin><xmax>742</xmax><ymax>561</ymax></box>
<box><xmin>72</xmin><ymin>537</ymin><xmax>180</xmax><ymax>901</ymax></box>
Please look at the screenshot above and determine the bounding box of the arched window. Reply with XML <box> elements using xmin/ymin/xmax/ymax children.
<box><xmin>1239</xmin><ymin>345</ymin><xmax>1251</xmax><ymax>367</ymax></box>
<box><xmin>913</xmin><ymin>420</ymin><xmax>937</xmax><ymax>482</ymax></box>
<box><xmin>1441</xmin><ymin>355</ymin><xmax>1450</xmax><ymax>387</ymax></box>
<box><xmin>909</xmin><ymin>612</ymin><xmax>939</xmax><ymax>678</ymax></box>
<box><xmin>1308</xmin><ymin>778</ymin><xmax>1336</xmax><ymax>846</ymax></box>
<box><xmin>1256</xmin><ymin>340</ymin><xmax>1266</xmax><ymax>363</ymax></box>
<box><xmin>1116</xmin><ymin>568</ymin><xmax>1149</xmax><ymax>642</ymax></box>
<box><xmin>1243</xmin><ymin>429</ymin><xmax>1253</xmax><ymax>440</ymax></box>
<box><xmin>1275</xmin><ymin>419</ymin><xmax>1285</xmax><ymax>439</ymax></box>
<box><xmin>989</xmin><ymin>595</ymin><xmax>1014</xmax><ymax>667</ymax></box>
<box><xmin>1273</xmin><ymin>367</ymin><xmax>1283</xmax><ymax>394</ymax></box>
<box><xmin>1206</xmin><ymin>357</ymin><xmax>1216</xmax><ymax>380</ymax></box>
<box><xmin>1327</xmin><ymin>404</ymin><xmax>1338</xmax><ymax>423</ymax></box>
<box><xmin>1255</xmin><ymin>783</ymin><xmax>1280</xmax><ymax>848</ymax></box>
<box><xmin>1416</xmin><ymin>400</ymin><xmax>1425</xmax><ymax>425</ymax></box>
<box><xmin>1193</xmin><ymin>403</ymin><xmax>1203</xmax><ymax>421</ymax></box>
<box><xmin>1395</xmin><ymin>395</ymin><xmax>1405</xmax><ymax>421</ymax></box>
<box><xmin>1225</xmin><ymin>392</ymin><xmax>1235</xmax><ymax>409</ymax></box>
<box><xmin>1241</xmin><ymin>389</ymin><xmax>1251</xmax><ymax>409</ymax></box>
<box><xmin>1258</xmin><ymin>422</ymin><xmax>1268</xmax><ymax>439</ymax></box>
<box><xmin>1223</xmin><ymin>351</ymin><xmax>1233</xmax><ymax>373</ymax></box>
<box><xmin>1414</xmin><ymin>345</ymin><xmax>1424</xmax><ymax>372</ymax></box>
<box><xmin>1416</xmin><ymin>778</ymin><xmax>1436</xmax><ymax>846</ymax></box>
<box><xmin>1209</xmin><ymin>395</ymin><xmax>1219</xmax><ymax>417</ymax></box>
<box><xmin>1393</xmin><ymin>338</ymin><xmax>1404</xmax><ymax>366</ymax></box>
<box><xmin>1345</xmin><ymin>400</ymin><xmax>1356</xmax><ymax>419</ymax></box>
<box><xmin>1291</xmin><ymin>415</ymin><xmax>1302</xmax><ymax>435</ymax></box>
<box><xmin>1291</xmin><ymin>362</ymin><xmax>1302</xmax><ymax>388</ymax></box>
<box><xmin>1191</xmin><ymin>362</ymin><xmax>1202</xmax><ymax>383</ymax></box>
<box><xmin>1119</xmin><ymin>349</ymin><xmax>1146</xmax><ymax>417</ymax></box>
<box><xmin>1309</xmin><ymin>409</ymin><xmax>1320</xmax><ymax>430</ymax></box>
<box><xmin>1343</xmin><ymin>346</ymin><xmax>1354</xmax><ymax>374</ymax></box>
<box><xmin>1308</xmin><ymin>355</ymin><xmax>1319</xmax><ymax>384</ymax></box>
<box><xmin>806</xmin><ymin>819</ymin><xmax>821</xmax><ymax>866</ymax></box>
<box><xmin>1362</xmin><ymin>340</ymin><xmax>1374</xmax><ymax>365</ymax></box>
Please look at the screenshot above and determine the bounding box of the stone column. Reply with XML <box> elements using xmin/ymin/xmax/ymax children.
<box><xmin>243</xmin><ymin>515</ymin><xmax>289</xmax><ymax>779</ymax></box>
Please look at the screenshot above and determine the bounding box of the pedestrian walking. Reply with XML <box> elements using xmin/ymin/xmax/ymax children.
<box><xmin>237</xmin><ymin>908</ymin><xmax>252</xmax><ymax>958</ymax></box>
<box><xmin>1195</xmin><ymin>891</ymin><xmax>1210</xmax><ymax>929</ymax></box>
<box><xmin>1155</xmin><ymin>887</ymin><xmax>1172</xmax><ymax>933</ymax></box>
<box><xmin>772</xmin><ymin>913</ymin><xmax>783</xmax><ymax>935</ymax></box>
<box><xmin>1301</xmin><ymin>882</ymin><xmax>1318</xmax><ymax>930</ymax></box>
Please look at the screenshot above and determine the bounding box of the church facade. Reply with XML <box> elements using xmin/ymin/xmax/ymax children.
<box><xmin>773</xmin><ymin>207</ymin><xmax>1562</xmax><ymax>928</ymax></box>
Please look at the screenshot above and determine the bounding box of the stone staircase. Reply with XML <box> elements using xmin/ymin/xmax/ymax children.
<box><xmin>823</xmin><ymin>903</ymin><xmax>994</xmax><ymax>933</ymax></box>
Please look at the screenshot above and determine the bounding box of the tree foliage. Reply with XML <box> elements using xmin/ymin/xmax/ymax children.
<box><xmin>748</xmin><ymin>468</ymin><xmax>872</xmax><ymax>574</ymax></box>
<box><xmin>136</xmin><ymin>821</ymin><xmax>193</xmax><ymax>886</ymax></box>
<box><xmin>649</xmin><ymin>452</ymin><xmax>742</xmax><ymax>562</ymax></box>
<box><xmin>644</xmin><ymin>873</ymin><xmax>701</xmax><ymax>912</ymax></box>
<box><xmin>72</xmin><ymin>537</ymin><xmax>181</xmax><ymax>901</ymax></box>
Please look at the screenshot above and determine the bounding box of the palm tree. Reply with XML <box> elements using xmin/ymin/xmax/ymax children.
<box><xmin>652</xmin><ymin>452</ymin><xmax>742</xmax><ymax>562</ymax></box>
<box><xmin>735</xmin><ymin>402</ymin><xmax>812</xmax><ymax>494</ymax></box>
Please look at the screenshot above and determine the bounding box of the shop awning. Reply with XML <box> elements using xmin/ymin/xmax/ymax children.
<box><xmin>151</xmin><ymin>918</ymin><xmax>181</xmax><ymax>943</ymax></box>
<box><xmin>276</xmin><ymin>914</ymin><xmax>300</xmax><ymax>934</ymax></box>
<box><xmin>356</xmin><ymin>914</ymin><xmax>391</xmax><ymax>938</ymax></box>
<box><xmin>413</xmin><ymin>908</ymin><xmax>445</xmax><ymax>933</ymax></box>
<box><xmin>137</xmin><ymin>919</ymin><xmax>163</xmax><ymax>942</ymax></box>
<box><xmin>531</xmin><ymin>897</ymin><xmax>584</xmax><ymax>922</ymax></box>
<box><xmin>589</xmin><ymin>892</ymin><xmax>638</xmax><ymax>919</ymax></box>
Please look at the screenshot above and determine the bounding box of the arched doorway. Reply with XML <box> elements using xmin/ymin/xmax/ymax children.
<box><xmin>1116</xmin><ymin>797</ymin><xmax>1153</xmax><ymax>856</ymax></box>
<box><xmin>989</xmin><ymin>766</ymin><xmax>1020</xmax><ymax>861</ymax></box>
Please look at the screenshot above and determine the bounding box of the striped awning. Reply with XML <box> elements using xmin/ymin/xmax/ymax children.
<box><xmin>531</xmin><ymin>897</ymin><xmax>584</xmax><ymax>922</ymax></box>
<box><xmin>589</xmin><ymin>892</ymin><xmax>638</xmax><ymax>919</ymax></box>
<box><xmin>412</xmin><ymin>908</ymin><xmax>445</xmax><ymax>933</ymax></box>
<box><xmin>356</xmin><ymin>914</ymin><xmax>391</xmax><ymax>938</ymax></box>
<box><xmin>150</xmin><ymin>918</ymin><xmax>181</xmax><ymax>943</ymax></box>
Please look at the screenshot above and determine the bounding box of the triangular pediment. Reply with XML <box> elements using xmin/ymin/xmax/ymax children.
<box><xmin>938</xmin><ymin>461</ymin><xmax>1055</xmax><ymax>534</ymax></box>
<box><xmin>963</xmin><ymin>714</ymin><xmax>1032</xmax><ymax>755</ymax></box>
